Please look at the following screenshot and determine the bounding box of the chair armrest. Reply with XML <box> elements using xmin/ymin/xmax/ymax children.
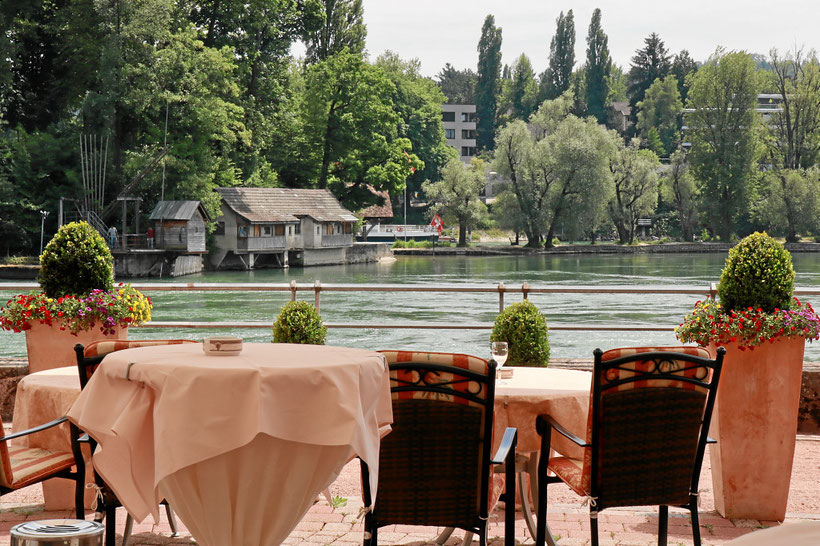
<box><xmin>491</xmin><ymin>427</ymin><xmax>518</xmax><ymax>465</ymax></box>
<box><xmin>706</xmin><ymin>436</ymin><xmax>716</xmax><ymax>444</ymax></box>
<box><xmin>0</xmin><ymin>416</ymin><xmax>68</xmax><ymax>442</ymax></box>
<box><xmin>536</xmin><ymin>414</ymin><xmax>590</xmax><ymax>447</ymax></box>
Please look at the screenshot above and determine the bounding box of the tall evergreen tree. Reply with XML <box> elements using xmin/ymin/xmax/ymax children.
<box><xmin>671</xmin><ymin>49</ymin><xmax>698</xmax><ymax>103</ymax></box>
<box><xmin>304</xmin><ymin>0</ymin><xmax>366</xmax><ymax>64</ymax></box>
<box><xmin>476</xmin><ymin>14</ymin><xmax>502</xmax><ymax>152</ymax></box>
<box><xmin>626</xmin><ymin>33</ymin><xmax>671</xmax><ymax>116</ymax></box>
<box><xmin>542</xmin><ymin>10</ymin><xmax>575</xmax><ymax>101</ymax></box>
<box><xmin>584</xmin><ymin>8</ymin><xmax>611</xmax><ymax>124</ymax></box>
<box><xmin>435</xmin><ymin>63</ymin><xmax>477</xmax><ymax>104</ymax></box>
<box><xmin>510</xmin><ymin>53</ymin><xmax>538</xmax><ymax>121</ymax></box>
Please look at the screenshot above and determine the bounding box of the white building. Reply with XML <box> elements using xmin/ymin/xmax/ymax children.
<box><xmin>442</xmin><ymin>104</ymin><xmax>477</xmax><ymax>163</ymax></box>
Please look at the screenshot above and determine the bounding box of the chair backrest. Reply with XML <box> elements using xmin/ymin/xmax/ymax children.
<box><xmin>0</xmin><ymin>416</ymin><xmax>12</xmax><ymax>488</ymax></box>
<box><xmin>375</xmin><ymin>350</ymin><xmax>497</xmax><ymax>531</ymax></box>
<box><xmin>74</xmin><ymin>339</ymin><xmax>197</xmax><ymax>389</ymax></box>
<box><xmin>585</xmin><ymin>346</ymin><xmax>724</xmax><ymax>511</ymax></box>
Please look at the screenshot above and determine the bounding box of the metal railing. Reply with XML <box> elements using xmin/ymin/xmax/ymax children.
<box><xmin>3</xmin><ymin>281</ymin><xmax>820</xmax><ymax>333</ymax></box>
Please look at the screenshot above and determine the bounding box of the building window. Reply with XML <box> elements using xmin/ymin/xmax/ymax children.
<box><xmin>461</xmin><ymin>112</ymin><xmax>476</xmax><ymax>122</ymax></box>
<box><xmin>317</xmin><ymin>226</ymin><xmax>320</xmax><ymax>235</ymax></box>
<box><xmin>214</xmin><ymin>222</ymin><xmax>225</xmax><ymax>235</ymax></box>
<box><xmin>461</xmin><ymin>129</ymin><xmax>476</xmax><ymax>139</ymax></box>
<box><xmin>461</xmin><ymin>146</ymin><xmax>476</xmax><ymax>157</ymax></box>
<box><xmin>288</xmin><ymin>225</ymin><xmax>292</xmax><ymax>235</ymax></box>
<box><xmin>445</xmin><ymin>129</ymin><xmax>455</xmax><ymax>139</ymax></box>
<box><xmin>442</xmin><ymin>111</ymin><xmax>455</xmax><ymax>122</ymax></box>
<box><xmin>295</xmin><ymin>223</ymin><xmax>301</xmax><ymax>235</ymax></box>
<box><xmin>262</xmin><ymin>225</ymin><xmax>272</xmax><ymax>237</ymax></box>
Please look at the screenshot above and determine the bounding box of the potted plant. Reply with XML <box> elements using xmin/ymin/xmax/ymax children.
<box><xmin>490</xmin><ymin>300</ymin><xmax>550</xmax><ymax>366</ymax></box>
<box><xmin>676</xmin><ymin>232</ymin><xmax>820</xmax><ymax>520</ymax></box>
<box><xmin>0</xmin><ymin>222</ymin><xmax>152</xmax><ymax>373</ymax></box>
<box><xmin>272</xmin><ymin>301</ymin><xmax>327</xmax><ymax>344</ymax></box>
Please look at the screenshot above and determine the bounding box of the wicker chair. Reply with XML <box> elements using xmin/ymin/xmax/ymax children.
<box><xmin>534</xmin><ymin>346</ymin><xmax>725</xmax><ymax>546</ymax></box>
<box><xmin>74</xmin><ymin>339</ymin><xmax>195</xmax><ymax>546</ymax></box>
<box><xmin>361</xmin><ymin>350</ymin><xmax>518</xmax><ymax>546</ymax></box>
<box><xmin>0</xmin><ymin>415</ymin><xmax>85</xmax><ymax>518</ymax></box>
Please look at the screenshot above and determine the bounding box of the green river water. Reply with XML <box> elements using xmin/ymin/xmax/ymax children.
<box><xmin>4</xmin><ymin>252</ymin><xmax>820</xmax><ymax>360</ymax></box>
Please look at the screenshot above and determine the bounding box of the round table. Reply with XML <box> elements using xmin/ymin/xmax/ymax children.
<box><xmin>66</xmin><ymin>342</ymin><xmax>393</xmax><ymax>546</ymax></box>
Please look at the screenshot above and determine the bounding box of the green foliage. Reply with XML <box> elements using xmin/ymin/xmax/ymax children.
<box><xmin>304</xmin><ymin>0</ymin><xmax>367</xmax><ymax>63</ymax></box>
<box><xmin>272</xmin><ymin>301</ymin><xmax>327</xmax><ymax>345</ymax></box>
<box><xmin>391</xmin><ymin>239</ymin><xmax>451</xmax><ymax>248</ymax></box>
<box><xmin>627</xmin><ymin>33</ymin><xmax>671</xmax><ymax>118</ymax></box>
<box><xmin>671</xmin><ymin>50</ymin><xmax>698</xmax><ymax>103</ymax></box>
<box><xmin>491</xmin><ymin>301</ymin><xmax>550</xmax><ymax>367</ymax></box>
<box><xmin>476</xmin><ymin>15</ymin><xmax>503</xmax><ymax>151</ymax></box>
<box><xmin>584</xmin><ymin>8</ymin><xmax>611</xmax><ymax>124</ymax></box>
<box><xmin>436</xmin><ymin>63</ymin><xmax>477</xmax><ymax>105</ymax></box>
<box><xmin>636</xmin><ymin>75</ymin><xmax>682</xmax><ymax>156</ymax></box>
<box><xmin>752</xmin><ymin>169</ymin><xmax>820</xmax><ymax>240</ymax></box>
<box><xmin>508</xmin><ymin>54</ymin><xmax>539</xmax><ymax>121</ymax></box>
<box><xmin>606</xmin><ymin>139</ymin><xmax>659</xmax><ymax>244</ymax></box>
<box><xmin>38</xmin><ymin>222</ymin><xmax>113</xmax><ymax>298</ymax></box>
<box><xmin>422</xmin><ymin>158</ymin><xmax>488</xmax><ymax>247</ymax></box>
<box><xmin>542</xmin><ymin>10</ymin><xmax>576</xmax><ymax>101</ymax></box>
<box><xmin>718</xmin><ymin>232</ymin><xmax>795</xmax><ymax>313</ymax></box>
<box><xmin>660</xmin><ymin>149</ymin><xmax>699</xmax><ymax>242</ymax></box>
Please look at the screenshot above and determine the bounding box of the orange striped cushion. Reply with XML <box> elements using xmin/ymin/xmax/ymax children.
<box><xmin>84</xmin><ymin>339</ymin><xmax>196</xmax><ymax>358</ymax></box>
<box><xmin>5</xmin><ymin>445</ymin><xmax>76</xmax><ymax>489</ymax></box>
<box><xmin>548</xmin><ymin>456</ymin><xmax>587</xmax><ymax>496</ymax></box>
<box><xmin>379</xmin><ymin>350</ymin><xmax>489</xmax><ymax>405</ymax></box>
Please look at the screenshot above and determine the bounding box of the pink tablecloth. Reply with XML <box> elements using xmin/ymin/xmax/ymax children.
<box><xmin>66</xmin><ymin>342</ymin><xmax>393</xmax><ymax>546</ymax></box>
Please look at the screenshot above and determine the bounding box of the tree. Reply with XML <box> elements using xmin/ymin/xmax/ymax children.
<box><xmin>376</xmin><ymin>52</ymin><xmax>456</xmax><ymax>200</ymax></box>
<box><xmin>541</xmin><ymin>10</ymin><xmax>575</xmax><ymax>101</ymax></box>
<box><xmin>753</xmin><ymin>168</ymin><xmax>820</xmax><ymax>239</ymax></box>
<box><xmin>476</xmin><ymin>14</ymin><xmax>502</xmax><ymax>152</ymax></box>
<box><xmin>304</xmin><ymin>0</ymin><xmax>366</xmax><ymax>64</ymax></box>
<box><xmin>627</xmin><ymin>33</ymin><xmax>671</xmax><ymax>124</ymax></box>
<box><xmin>607</xmin><ymin>64</ymin><xmax>628</xmax><ymax>103</ymax></box>
<box><xmin>671</xmin><ymin>49</ymin><xmax>698</xmax><ymax>103</ymax></box>
<box><xmin>606</xmin><ymin>138</ymin><xmax>659</xmax><ymax>243</ymax></box>
<box><xmin>761</xmin><ymin>48</ymin><xmax>820</xmax><ymax>241</ymax></box>
<box><xmin>687</xmin><ymin>50</ymin><xmax>762</xmax><ymax>240</ymax></box>
<box><xmin>435</xmin><ymin>63</ymin><xmax>477</xmax><ymax>104</ymax></box>
<box><xmin>301</xmin><ymin>51</ymin><xmax>421</xmax><ymax>210</ymax></box>
<box><xmin>660</xmin><ymin>149</ymin><xmax>699</xmax><ymax>241</ymax></box>
<box><xmin>509</xmin><ymin>53</ymin><xmax>539</xmax><ymax>121</ymax></box>
<box><xmin>584</xmin><ymin>8</ymin><xmax>611</xmax><ymax>124</ymax></box>
<box><xmin>422</xmin><ymin>158</ymin><xmax>488</xmax><ymax>247</ymax></box>
<box><xmin>636</xmin><ymin>75</ymin><xmax>683</xmax><ymax>156</ymax></box>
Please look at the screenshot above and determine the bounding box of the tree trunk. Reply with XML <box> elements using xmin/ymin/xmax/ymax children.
<box><xmin>458</xmin><ymin>220</ymin><xmax>468</xmax><ymax>247</ymax></box>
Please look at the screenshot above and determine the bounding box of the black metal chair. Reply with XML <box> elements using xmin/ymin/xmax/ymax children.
<box><xmin>0</xmin><ymin>415</ymin><xmax>85</xmax><ymax>518</ymax></box>
<box><xmin>361</xmin><ymin>350</ymin><xmax>518</xmax><ymax>546</ymax></box>
<box><xmin>75</xmin><ymin>340</ymin><xmax>194</xmax><ymax>546</ymax></box>
<box><xmin>534</xmin><ymin>346</ymin><xmax>725</xmax><ymax>546</ymax></box>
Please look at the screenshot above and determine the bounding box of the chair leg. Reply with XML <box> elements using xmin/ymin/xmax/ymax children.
<box><xmin>590</xmin><ymin>511</ymin><xmax>599</xmax><ymax>546</ymax></box>
<box><xmin>689</xmin><ymin>498</ymin><xmax>702</xmax><ymax>546</ymax></box>
<box><xmin>658</xmin><ymin>505</ymin><xmax>668</xmax><ymax>546</ymax></box>
<box><xmin>74</xmin><ymin>479</ymin><xmax>85</xmax><ymax>520</ymax></box>
<box><xmin>164</xmin><ymin>502</ymin><xmax>179</xmax><ymax>536</ymax></box>
<box><xmin>436</xmin><ymin>528</ymin><xmax>455</xmax><ymax>544</ymax></box>
<box><xmin>535</xmin><ymin>449</ymin><xmax>549</xmax><ymax>546</ymax></box>
<box><xmin>105</xmin><ymin>505</ymin><xmax>117</xmax><ymax>546</ymax></box>
<box><xmin>122</xmin><ymin>515</ymin><xmax>133</xmax><ymax>546</ymax></box>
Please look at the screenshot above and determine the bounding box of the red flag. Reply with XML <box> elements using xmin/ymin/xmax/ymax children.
<box><xmin>430</xmin><ymin>213</ymin><xmax>443</xmax><ymax>234</ymax></box>
<box><xmin>404</xmin><ymin>151</ymin><xmax>416</xmax><ymax>173</ymax></box>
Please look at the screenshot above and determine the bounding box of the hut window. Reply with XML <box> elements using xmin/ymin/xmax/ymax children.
<box><xmin>295</xmin><ymin>224</ymin><xmax>301</xmax><ymax>234</ymax></box>
<box><xmin>262</xmin><ymin>225</ymin><xmax>272</xmax><ymax>237</ymax></box>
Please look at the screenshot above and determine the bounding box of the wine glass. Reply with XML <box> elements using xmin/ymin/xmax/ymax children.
<box><xmin>490</xmin><ymin>341</ymin><xmax>509</xmax><ymax>373</ymax></box>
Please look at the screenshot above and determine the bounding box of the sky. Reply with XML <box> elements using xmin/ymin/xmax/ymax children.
<box><xmin>356</xmin><ymin>0</ymin><xmax>820</xmax><ymax>78</ymax></box>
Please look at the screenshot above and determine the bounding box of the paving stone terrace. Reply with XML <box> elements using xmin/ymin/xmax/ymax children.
<box><xmin>2</xmin><ymin>435</ymin><xmax>819</xmax><ymax>545</ymax></box>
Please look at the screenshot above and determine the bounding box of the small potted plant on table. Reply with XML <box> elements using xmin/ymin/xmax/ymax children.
<box><xmin>676</xmin><ymin>232</ymin><xmax>820</xmax><ymax>520</ymax></box>
<box><xmin>0</xmin><ymin>222</ymin><xmax>152</xmax><ymax>373</ymax></box>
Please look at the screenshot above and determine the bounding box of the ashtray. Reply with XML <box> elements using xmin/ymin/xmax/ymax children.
<box><xmin>498</xmin><ymin>368</ymin><xmax>514</xmax><ymax>379</ymax></box>
<box><xmin>203</xmin><ymin>336</ymin><xmax>243</xmax><ymax>356</ymax></box>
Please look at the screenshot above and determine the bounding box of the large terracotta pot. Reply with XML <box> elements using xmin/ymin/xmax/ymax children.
<box><xmin>707</xmin><ymin>336</ymin><xmax>805</xmax><ymax>521</ymax></box>
<box><xmin>24</xmin><ymin>320</ymin><xmax>128</xmax><ymax>374</ymax></box>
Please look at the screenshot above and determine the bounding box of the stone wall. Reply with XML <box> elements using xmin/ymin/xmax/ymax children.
<box><xmin>345</xmin><ymin>242</ymin><xmax>392</xmax><ymax>264</ymax></box>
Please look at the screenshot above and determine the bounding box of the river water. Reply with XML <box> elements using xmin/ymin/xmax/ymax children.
<box><xmin>4</xmin><ymin>252</ymin><xmax>820</xmax><ymax>360</ymax></box>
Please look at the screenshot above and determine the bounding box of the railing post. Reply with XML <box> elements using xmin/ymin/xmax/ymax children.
<box><xmin>290</xmin><ymin>280</ymin><xmax>297</xmax><ymax>302</ymax></box>
<box><xmin>314</xmin><ymin>280</ymin><xmax>321</xmax><ymax>313</ymax></box>
<box><xmin>709</xmin><ymin>282</ymin><xmax>718</xmax><ymax>300</ymax></box>
<box><xmin>522</xmin><ymin>282</ymin><xmax>530</xmax><ymax>300</ymax></box>
<box><xmin>498</xmin><ymin>283</ymin><xmax>505</xmax><ymax>312</ymax></box>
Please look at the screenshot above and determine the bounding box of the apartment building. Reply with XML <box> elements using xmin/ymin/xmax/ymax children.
<box><xmin>442</xmin><ymin>104</ymin><xmax>477</xmax><ymax>163</ymax></box>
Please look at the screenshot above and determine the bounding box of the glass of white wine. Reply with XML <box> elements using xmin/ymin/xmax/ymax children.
<box><xmin>490</xmin><ymin>341</ymin><xmax>509</xmax><ymax>377</ymax></box>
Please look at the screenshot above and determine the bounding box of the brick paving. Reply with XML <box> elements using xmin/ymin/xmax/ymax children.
<box><xmin>2</xmin><ymin>438</ymin><xmax>819</xmax><ymax>545</ymax></box>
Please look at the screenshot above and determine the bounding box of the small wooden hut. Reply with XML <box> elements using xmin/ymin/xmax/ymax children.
<box><xmin>149</xmin><ymin>201</ymin><xmax>210</xmax><ymax>252</ymax></box>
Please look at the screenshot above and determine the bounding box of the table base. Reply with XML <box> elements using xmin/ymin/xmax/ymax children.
<box><xmin>158</xmin><ymin>434</ymin><xmax>353</xmax><ymax>546</ymax></box>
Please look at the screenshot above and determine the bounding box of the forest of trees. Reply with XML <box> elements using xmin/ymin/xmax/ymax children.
<box><xmin>2</xmin><ymin>2</ymin><xmax>820</xmax><ymax>253</ymax></box>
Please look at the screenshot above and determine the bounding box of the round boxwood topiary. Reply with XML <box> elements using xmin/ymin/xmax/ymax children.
<box><xmin>718</xmin><ymin>232</ymin><xmax>794</xmax><ymax>313</ymax></box>
<box><xmin>38</xmin><ymin>221</ymin><xmax>114</xmax><ymax>298</ymax></box>
<box><xmin>490</xmin><ymin>300</ymin><xmax>550</xmax><ymax>367</ymax></box>
<box><xmin>272</xmin><ymin>301</ymin><xmax>327</xmax><ymax>345</ymax></box>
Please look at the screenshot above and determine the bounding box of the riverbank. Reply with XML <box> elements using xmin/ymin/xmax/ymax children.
<box><xmin>393</xmin><ymin>241</ymin><xmax>820</xmax><ymax>256</ymax></box>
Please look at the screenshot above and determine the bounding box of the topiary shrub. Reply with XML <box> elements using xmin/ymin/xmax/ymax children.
<box><xmin>272</xmin><ymin>301</ymin><xmax>327</xmax><ymax>344</ymax></box>
<box><xmin>38</xmin><ymin>221</ymin><xmax>114</xmax><ymax>298</ymax></box>
<box><xmin>717</xmin><ymin>232</ymin><xmax>794</xmax><ymax>313</ymax></box>
<box><xmin>490</xmin><ymin>300</ymin><xmax>550</xmax><ymax>367</ymax></box>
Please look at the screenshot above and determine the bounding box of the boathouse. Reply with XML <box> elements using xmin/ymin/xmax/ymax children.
<box><xmin>357</xmin><ymin>189</ymin><xmax>394</xmax><ymax>242</ymax></box>
<box><xmin>149</xmin><ymin>200</ymin><xmax>210</xmax><ymax>252</ymax></box>
<box><xmin>212</xmin><ymin>187</ymin><xmax>358</xmax><ymax>269</ymax></box>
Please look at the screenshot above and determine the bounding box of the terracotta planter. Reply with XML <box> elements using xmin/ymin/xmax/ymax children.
<box><xmin>24</xmin><ymin>320</ymin><xmax>128</xmax><ymax>374</ymax></box>
<box><xmin>707</xmin><ymin>336</ymin><xmax>805</xmax><ymax>521</ymax></box>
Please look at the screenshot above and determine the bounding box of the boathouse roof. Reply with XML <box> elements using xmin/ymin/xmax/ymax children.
<box><xmin>216</xmin><ymin>187</ymin><xmax>358</xmax><ymax>223</ymax></box>
<box><xmin>358</xmin><ymin>188</ymin><xmax>393</xmax><ymax>219</ymax></box>
<box><xmin>149</xmin><ymin>200</ymin><xmax>210</xmax><ymax>222</ymax></box>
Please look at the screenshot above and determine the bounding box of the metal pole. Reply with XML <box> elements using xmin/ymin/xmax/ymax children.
<box><xmin>404</xmin><ymin>186</ymin><xmax>407</xmax><ymax>242</ymax></box>
<box><xmin>39</xmin><ymin>210</ymin><xmax>50</xmax><ymax>255</ymax></box>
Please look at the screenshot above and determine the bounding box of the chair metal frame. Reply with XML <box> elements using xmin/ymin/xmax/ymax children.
<box><xmin>535</xmin><ymin>347</ymin><xmax>725</xmax><ymax>546</ymax></box>
<box><xmin>74</xmin><ymin>340</ymin><xmax>193</xmax><ymax>546</ymax></box>
<box><xmin>361</xmin><ymin>353</ymin><xmax>518</xmax><ymax>546</ymax></box>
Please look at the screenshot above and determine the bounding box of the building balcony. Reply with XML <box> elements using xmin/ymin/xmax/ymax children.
<box><xmin>237</xmin><ymin>236</ymin><xmax>287</xmax><ymax>251</ymax></box>
<box><xmin>321</xmin><ymin>234</ymin><xmax>353</xmax><ymax>247</ymax></box>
